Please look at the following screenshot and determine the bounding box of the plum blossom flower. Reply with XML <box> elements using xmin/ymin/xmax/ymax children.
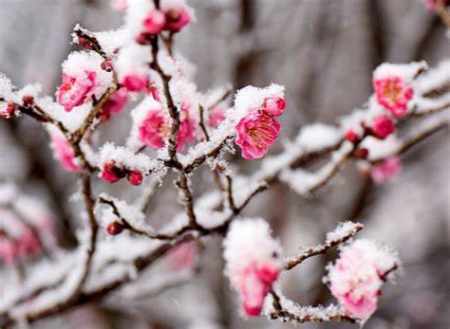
<box><xmin>208</xmin><ymin>107</ymin><xmax>226</xmax><ymax>128</ymax></box>
<box><xmin>49</xmin><ymin>128</ymin><xmax>80</xmax><ymax>172</ymax></box>
<box><xmin>56</xmin><ymin>52</ymin><xmax>113</xmax><ymax>112</ymax></box>
<box><xmin>143</xmin><ymin>9</ymin><xmax>166</xmax><ymax>35</ymax></box>
<box><xmin>99</xmin><ymin>88</ymin><xmax>129</xmax><ymax>122</ymax></box>
<box><xmin>57</xmin><ymin>71</ymin><xmax>97</xmax><ymax>112</ymax></box>
<box><xmin>161</xmin><ymin>0</ymin><xmax>192</xmax><ymax>32</ymax></box>
<box><xmin>327</xmin><ymin>239</ymin><xmax>399</xmax><ymax>321</ymax></box>
<box><xmin>168</xmin><ymin>241</ymin><xmax>198</xmax><ymax>271</ymax></box>
<box><xmin>115</xmin><ymin>44</ymin><xmax>151</xmax><ymax>93</ymax></box>
<box><xmin>235</xmin><ymin>110</ymin><xmax>281</xmax><ymax>160</ymax></box>
<box><xmin>0</xmin><ymin>102</ymin><xmax>15</xmax><ymax>119</ymax></box>
<box><xmin>263</xmin><ymin>96</ymin><xmax>286</xmax><ymax>117</ymax></box>
<box><xmin>373</xmin><ymin>76</ymin><xmax>414</xmax><ymax>117</ymax></box>
<box><xmin>0</xmin><ymin>237</ymin><xmax>16</xmax><ymax>265</ymax></box>
<box><xmin>370</xmin><ymin>157</ymin><xmax>402</xmax><ymax>184</ymax></box>
<box><xmin>371</xmin><ymin>115</ymin><xmax>395</xmax><ymax>140</ymax></box>
<box><xmin>224</xmin><ymin>218</ymin><xmax>282</xmax><ymax>317</ymax></box>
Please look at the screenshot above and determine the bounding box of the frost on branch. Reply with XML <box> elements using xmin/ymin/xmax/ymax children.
<box><xmin>223</xmin><ymin>218</ymin><xmax>282</xmax><ymax>317</ymax></box>
<box><xmin>325</xmin><ymin>239</ymin><xmax>400</xmax><ymax>322</ymax></box>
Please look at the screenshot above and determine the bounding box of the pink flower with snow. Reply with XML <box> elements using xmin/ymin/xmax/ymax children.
<box><xmin>163</xmin><ymin>7</ymin><xmax>191</xmax><ymax>33</ymax></box>
<box><xmin>373</xmin><ymin>76</ymin><xmax>414</xmax><ymax>117</ymax></box>
<box><xmin>138</xmin><ymin>109</ymin><xmax>168</xmax><ymax>149</ymax></box>
<box><xmin>263</xmin><ymin>96</ymin><xmax>286</xmax><ymax>117</ymax></box>
<box><xmin>99</xmin><ymin>88</ymin><xmax>129</xmax><ymax>122</ymax></box>
<box><xmin>50</xmin><ymin>130</ymin><xmax>80</xmax><ymax>172</ymax></box>
<box><xmin>122</xmin><ymin>73</ymin><xmax>149</xmax><ymax>93</ymax></box>
<box><xmin>143</xmin><ymin>9</ymin><xmax>166</xmax><ymax>35</ymax></box>
<box><xmin>370</xmin><ymin>157</ymin><xmax>402</xmax><ymax>185</ymax></box>
<box><xmin>101</xmin><ymin>162</ymin><xmax>125</xmax><ymax>183</ymax></box>
<box><xmin>224</xmin><ymin>219</ymin><xmax>282</xmax><ymax>317</ymax></box>
<box><xmin>209</xmin><ymin>107</ymin><xmax>226</xmax><ymax>128</ymax></box>
<box><xmin>327</xmin><ymin>239</ymin><xmax>399</xmax><ymax>321</ymax></box>
<box><xmin>168</xmin><ymin>241</ymin><xmax>198</xmax><ymax>271</ymax></box>
<box><xmin>371</xmin><ymin>115</ymin><xmax>395</xmax><ymax>140</ymax></box>
<box><xmin>0</xmin><ymin>102</ymin><xmax>15</xmax><ymax>119</ymax></box>
<box><xmin>177</xmin><ymin>102</ymin><xmax>197</xmax><ymax>151</ymax></box>
<box><xmin>235</xmin><ymin>110</ymin><xmax>281</xmax><ymax>160</ymax></box>
<box><xmin>57</xmin><ymin>71</ymin><xmax>97</xmax><ymax>112</ymax></box>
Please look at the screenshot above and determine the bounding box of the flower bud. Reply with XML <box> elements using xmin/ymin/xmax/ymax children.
<box><xmin>127</xmin><ymin>170</ymin><xmax>143</xmax><ymax>186</ymax></box>
<box><xmin>107</xmin><ymin>221</ymin><xmax>125</xmax><ymax>235</ymax></box>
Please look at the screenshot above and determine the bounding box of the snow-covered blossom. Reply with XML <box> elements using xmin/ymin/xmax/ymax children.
<box><xmin>370</xmin><ymin>157</ymin><xmax>402</xmax><ymax>184</ymax></box>
<box><xmin>224</xmin><ymin>218</ymin><xmax>282</xmax><ymax>316</ymax></box>
<box><xmin>370</xmin><ymin>115</ymin><xmax>395</xmax><ymax>140</ymax></box>
<box><xmin>115</xmin><ymin>44</ymin><xmax>151</xmax><ymax>93</ymax></box>
<box><xmin>138</xmin><ymin>107</ymin><xmax>168</xmax><ymax>149</ymax></box>
<box><xmin>167</xmin><ymin>241</ymin><xmax>198</xmax><ymax>271</ymax></box>
<box><xmin>373</xmin><ymin>62</ymin><xmax>427</xmax><ymax>117</ymax></box>
<box><xmin>161</xmin><ymin>0</ymin><xmax>193</xmax><ymax>33</ymax></box>
<box><xmin>99</xmin><ymin>88</ymin><xmax>129</xmax><ymax>122</ymax></box>
<box><xmin>208</xmin><ymin>107</ymin><xmax>226</xmax><ymax>128</ymax></box>
<box><xmin>0</xmin><ymin>102</ymin><xmax>15</xmax><ymax>119</ymax></box>
<box><xmin>236</xmin><ymin>111</ymin><xmax>281</xmax><ymax>160</ymax></box>
<box><xmin>326</xmin><ymin>239</ymin><xmax>399</xmax><ymax>321</ymax></box>
<box><xmin>56</xmin><ymin>51</ymin><xmax>113</xmax><ymax>112</ymax></box>
<box><xmin>48</xmin><ymin>127</ymin><xmax>80</xmax><ymax>172</ymax></box>
<box><xmin>233</xmin><ymin>84</ymin><xmax>286</xmax><ymax>159</ymax></box>
<box><xmin>98</xmin><ymin>143</ymin><xmax>159</xmax><ymax>184</ymax></box>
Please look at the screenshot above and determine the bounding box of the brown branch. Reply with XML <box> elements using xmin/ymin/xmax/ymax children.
<box><xmin>284</xmin><ymin>223</ymin><xmax>363</xmax><ymax>270</ymax></box>
<box><xmin>435</xmin><ymin>2</ymin><xmax>450</xmax><ymax>29</ymax></box>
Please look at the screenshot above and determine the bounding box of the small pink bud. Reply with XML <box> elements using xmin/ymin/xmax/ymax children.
<box><xmin>345</xmin><ymin>130</ymin><xmax>359</xmax><ymax>143</ymax></box>
<box><xmin>371</xmin><ymin>115</ymin><xmax>395</xmax><ymax>140</ymax></box>
<box><xmin>22</xmin><ymin>95</ymin><xmax>34</xmax><ymax>107</ymax></box>
<box><xmin>127</xmin><ymin>171</ymin><xmax>143</xmax><ymax>186</ymax></box>
<box><xmin>164</xmin><ymin>8</ymin><xmax>191</xmax><ymax>33</ymax></box>
<box><xmin>107</xmin><ymin>221</ymin><xmax>125</xmax><ymax>235</ymax></box>
<box><xmin>143</xmin><ymin>9</ymin><xmax>166</xmax><ymax>35</ymax></box>
<box><xmin>101</xmin><ymin>162</ymin><xmax>125</xmax><ymax>183</ymax></box>
<box><xmin>263</xmin><ymin>97</ymin><xmax>286</xmax><ymax>117</ymax></box>
<box><xmin>101</xmin><ymin>60</ymin><xmax>113</xmax><ymax>72</ymax></box>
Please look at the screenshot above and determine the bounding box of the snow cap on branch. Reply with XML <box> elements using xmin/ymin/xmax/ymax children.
<box><xmin>326</xmin><ymin>239</ymin><xmax>399</xmax><ymax>321</ymax></box>
<box><xmin>224</xmin><ymin>218</ymin><xmax>282</xmax><ymax>316</ymax></box>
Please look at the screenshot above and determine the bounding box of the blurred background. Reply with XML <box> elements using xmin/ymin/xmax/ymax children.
<box><xmin>0</xmin><ymin>0</ymin><xmax>449</xmax><ymax>328</ymax></box>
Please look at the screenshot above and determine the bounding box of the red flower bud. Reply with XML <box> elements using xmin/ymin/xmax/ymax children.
<box><xmin>345</xmin><ymin>130</ymin><xmax>359</xmax><ymax>144</ymax></box>
<box><xmin>371</xmin><ymin>115</ymin><xmax>395</xmax><ymax>140</ymax></box>
<box><xmin>127</xmin><ymin>170</ymin><xmax>143</xmax><ymax>186</ymax></box>
<box><xmin>22</xmin><ymin>95</ymin><xmax>34</xmax><ymax>107</ymax></box>
<box><xmin>354</xmin><ymin>148</ymin><xmax>369</xmax><ymax>159</ymax></box>
<box><xmin>107</xmin><ymin>221</ymin><xmax>125</xmax><ymax>235</ymax></box>
<box><xmin>101</xmin><ymin>60</ymin><xmax>113</xmax><ymax>72</ymax></box>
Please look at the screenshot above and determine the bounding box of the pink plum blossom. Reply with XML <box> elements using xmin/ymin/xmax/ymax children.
<box><xmin>163</xmin><ymin>8</ymin><xmax>191</xmax><ymax>32</ymax></box>
<box><xmin>373</xmin><ymin>76</ymin><xmax>414</xmax><ymax>117</ymax></box>
<box><xmin>371</xmin><ymin>115</ymin><xmax>395</xmax><ymax>140</ymax></box>
<box><xmin>138</xmin><ymin>109</ymin><xmax>168</xmax><ymax>149</ymax></box>
<box><xmin>235</xmin><ymin>110</ymin><xmax>281</xmax><ymax>160</ymax></box>
<box><xmin>122</xmin><ymin>73</ymin><xmax>149</xmax><ymax>93</ymax></box>
<box><xmin>224</xmin><ymin>219</ymin><xmax>282</xmax><ymax>317</ymax></box>
<box><xmin>263</xmin><ymin>96</ymin><xmax>286</xmax><ymax>117</ymax></box>
<box><xmin>57</xmin><ymin>71</ymin><xmax>97</xmax><ymax>112</ymax></box>
<box><xmin>370</xmin><ymin>157</ymin><xmax>402</xmax><ymax>184</ymax></box>
<box><xmin>209</xmin><ymin>107</ymin><xmax>226</xmax><ymax>128</ymax></box>
<box><xmin>50</xmin><ymin>130</ymin><xmax>80</xmax><ymax>172</ymax></box>
<box><xmin>327</xmin><ymin>239</ymin><xmax>398</xmax><ymax>321</ymax></box>
<box><xmin>168</xmin><ymin>241</ymin><xmax>198</xmax><ymax>271</ymax></box>
<box><xmin>0</xmin><ymin>102</ymin><xmax>15</xmax><ymax>119</ymax></box>
<box><xmin>143</xmin><ymin>10</ymin><xmax>166</xmax><ymax>35</ymax></box>
<box><xmin>177</xmin><ymin>103</ymin><xmax>197</xmax><ymax>151</ymax></box>
<box><xmin>99</xmin><ymin>88</ymin><xmax>129</xmax><ymax>122</ymax></box>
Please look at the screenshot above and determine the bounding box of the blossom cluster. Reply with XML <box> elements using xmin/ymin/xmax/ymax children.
<box><xmin>223</xmin><ymin>219</ymin><xmax>282</xmax><ymax>316</ymax></box>
<box><xmin>326</xmin><ymin>239</ymin><xmax>399</xmax><ymax>321</ymax></box>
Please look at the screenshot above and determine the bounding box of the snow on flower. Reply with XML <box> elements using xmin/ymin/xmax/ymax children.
<box><xmin>160</xmin><ymin>0</ymin><xmax>193</xmax><ymax>33</ymax></box>
<box><xmin>98</xmin><ymin>143</ymin><xmax>160</xmax><ymax>184</ymax></box>
<box><xmin>224</xmin><ymin>218</ymin><xmax>282</xmax><ymax>316</ymax></box>
<box><xmin>326</xmin><ymin>239</ymin><xmax>399</xmax><ymax>321</ymax></box>
<box><xmin>235</xmin><ymin>110</ymin><xmax>281</xmax><ymax>160</ymax></box>
<box><xmin>125</xmin><ymin>0</ymin><xmax>165</xmax><ymax>44</ymax></box>
<box><xmin>99</xmin><ymin>88</ymin><xmax>129</xmax><ymax>122</ymax></box>
<box><xmin>57</xmin><ymin>51</ymin><xmax>113</xmax><ymax>112</ymax></box>
<box><xmin>115</xmin><ymin>44</ymin><xmax>151</xmax><ymax>93</ymax></box>
<box><xmin>47</xmin><ymin>126</ymin><xmax>80</xmax><ymax>172</ymax></box>
<box><xmin>373</xmin><ymin>62</ymin><xmax>427</xmax><ymax>117</ymax></box>
<box><xmin>233</xmin><ymin>84</ymin><xmax>286</xmax><ymax>159</ymax></box>
<box><xmin>129</xmin><ymin>96</ymin><xmax>196</xmax><ymax>152</ymax></box>
<box><xmin>370</xmin><ymin>157</ymin><xmax>403</xmax><ymax>185</ymax></box>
